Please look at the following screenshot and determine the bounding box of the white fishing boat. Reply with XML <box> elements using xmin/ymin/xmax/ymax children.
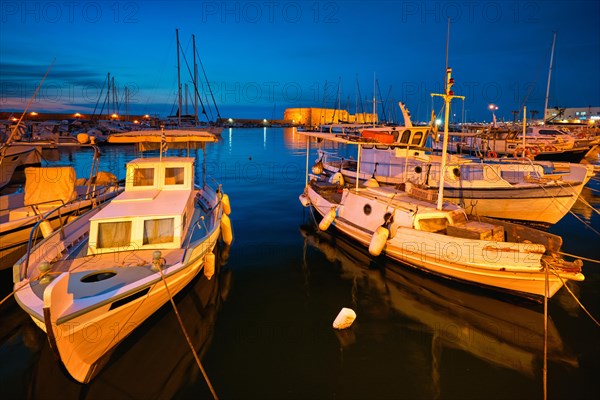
<box><xmin>12</xmin><ymin>139</ymin><xmax>233</xmax><ymax>383</ymax></box>
<box><xmin>299</xmin><ymin>68</ymin><xmax>585</xmax><ymax>300</ymax></box>
<box><xmin>0</xmin><ymin>144</ymin><xmax>122</xmax><ymax>267</ymax></box>
<box><xmin>315</xmin><ymin>130</ymin><xmax>594</xmax><ymax>225</ymax></box>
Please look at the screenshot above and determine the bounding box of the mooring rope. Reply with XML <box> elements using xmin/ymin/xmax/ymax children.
<box><xmin>557</xmin><ymin>251</ymin><xmax>600</xmax><ymax>265</ymax></box>
<box><xmin>544</xmin><ymin>261</ymin><xmax>600</xmax><ymax>327</ymax></box>
<box><xmin>156</xmin><ymin>262</ymin><xmax>219</xmax><ymax>400</ymax></box>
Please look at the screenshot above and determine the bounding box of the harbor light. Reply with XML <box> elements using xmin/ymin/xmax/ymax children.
<box><xmin>30</xmin><ymin>111</ymin><xmax>38</xmax><ymax>116</ymax></box>
<box><xmin>111</xmin><ymin>113</ymin><xmax>119</xmax><ymax>119</ymax></box>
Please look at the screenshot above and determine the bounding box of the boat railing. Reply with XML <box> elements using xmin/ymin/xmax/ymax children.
<box><xmin>20</xmin><ymin>185</ymin><xmax>119</xmax><ymax>278</ymax></box>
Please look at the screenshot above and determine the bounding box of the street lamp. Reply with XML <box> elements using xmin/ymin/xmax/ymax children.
<box><xmin>488</xmin><ymin>104</ymin><xmax>498</xmax><ymax>126</ymax></box>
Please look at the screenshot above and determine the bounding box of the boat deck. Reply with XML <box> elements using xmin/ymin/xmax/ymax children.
<box><xmin>29</xmin><ymin>247</ymin><xmax>186</xmax><ymax>301</ymax></box>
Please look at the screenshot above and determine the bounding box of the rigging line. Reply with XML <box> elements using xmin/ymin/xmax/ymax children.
<box><xmin>195</xmin><ymin>45</ymin><xmax>221</xmax><ymax>121</ymax></box>
<box><xmin>3</xmin><ymin>58</ymin><xmax>55</xmax><ymax>150</ymax></box>
<box><xmin>178</xmin><ymin>41</ymin><xmax>209</xmax><ymax>121</ymax></box>
<box><xmin>157</xmin><ymin>263</ymin><xmax>219</xmax><ymax>400</ymax></box>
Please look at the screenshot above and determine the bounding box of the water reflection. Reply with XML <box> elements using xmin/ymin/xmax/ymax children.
<box><xmin>300</xmin><ymin>223</ymin><xmax>578</xmax><ymax>380</ymax></box>
<box><xmin>0</xmin><ymin>247</ymin><xmax>231</xmax><ymax>398</ymax></box>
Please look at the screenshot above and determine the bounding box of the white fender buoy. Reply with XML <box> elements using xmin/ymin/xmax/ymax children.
<box><xmin>318</xmin><ymin>208</ymin><xmax>336</xmax><ymax>231</ymax></box>
<box><xmin>220</xmin><ymin>213</ymin><xmax>233</xmax><ymax>245</ymax></box>
<box><xmin>333</xmin><ymin>307</ymin><xmax>356</xmax><ymax>329</ymax></box>
<box><xmin>221</xmin><ymin>193</ymin><xmax>231</xmax><ymax>215</ymax></box>
<box><xmin>299</xmin><ymin>193</ymin><xmax>310</xmax><ymax>207</ymax></box>
<box><xmin>204</xmin><ymin>252</ymin><xmax>215</xmax><ymax>280</ymax></box>
<box><xmin>39</xmin><ymin>220</ymin><xmax>54</xmax><ymax>238</ymax></box>
<box><xmin>76</xmin><ymin>133</ymin><xmax>89</xmax><ymax>144</ymax></box>
<box><xmin>329</xmin><ymin>172</ymin><xmax>344</xmax><ymax>186</ymax></box>
<box><xmin>364</xmin><ymin>177</ymin><xmax>379</xmax><ymax>188</ymax></box>
<box><xmin>369</xmin><ymin>226</ymin><xmax>389</xmax><ymax>256</ymax></box>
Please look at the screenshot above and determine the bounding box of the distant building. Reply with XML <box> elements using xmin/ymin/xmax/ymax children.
<box><xmin>545</xmin><ymin>106</ymin><xmax>600</xmax><ymax>123</ymax></box>
<box><xmin>283</xmin><ymin>108</ymin><xmax>378</xmax><ymax>127</ymax></box>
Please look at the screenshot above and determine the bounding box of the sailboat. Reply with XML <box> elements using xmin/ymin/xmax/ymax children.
<box><xmin>12</xmin><ymin>133</ymin><xmax>233</xmax><ymax>383</ymax></box>
<box><xmin>299</xmin><ymin>67</ymin><xmax>585</xmax><ymax>300</ymax></box>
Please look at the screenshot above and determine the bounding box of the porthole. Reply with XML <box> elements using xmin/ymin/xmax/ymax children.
<box><xmin>363</xmin><ymin>204</ymin><xmax>372</xmax><ymax>215</ymax></box>
<box><xmin>415</xmin><ymin>166</ymin><xmax>422</xmax><ymax>173</ymax></box>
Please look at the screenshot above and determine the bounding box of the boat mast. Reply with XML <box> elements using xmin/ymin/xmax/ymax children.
<box><xmin>193</xmin><ymin>34</ymin><xmax>199</xmax><ymax>125</ymax></box>
<box><xmin>543</xmin><ymin>32</ymin><xmax>556</xmax><ymax>126</ymax></box>
<box><xmin>176</xmin><ymin>28</ymin><xmax>182</xmax><ymax>127</ymax></box>
<box><xmin>431</xmin><ymin>21</ymin><xmax>464</xmax><ymax>211</ymax></box>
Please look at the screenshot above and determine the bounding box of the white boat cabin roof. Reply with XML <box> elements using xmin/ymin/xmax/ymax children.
<box><xmin>88</xmin><ymin>157</ymin><xmax>196</xmax><ymax>254</ymax></box>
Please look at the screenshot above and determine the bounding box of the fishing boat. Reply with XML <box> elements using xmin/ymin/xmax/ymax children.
<box><xmin>299</xmin><ymin>68</ymin><xmax>585</xmax><ymax>300</ymax></box>
<box><xmin>12</xmin><ymin>137</ymin><xmax>233</xmax><ymax>383</ymax></box>
<box><xmin>314</xmin><ymin>130</ymin><xmax>595</xmax><ymax>225</ymax></box>
<box><xmin>0</xmin><ymin>144</ymin><xmax>122</xmax><ymax>267</ymax></box>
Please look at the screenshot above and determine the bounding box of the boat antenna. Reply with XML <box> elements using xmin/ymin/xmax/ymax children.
<box><xmin>2</xmin><ymin>58</ymin><xmax>55</xmax><ymax>149</ymax></box>
<box><xmin>543</xmin><ymin>32</ymin><xmax>556</xmax><ymax>126</ymax></box>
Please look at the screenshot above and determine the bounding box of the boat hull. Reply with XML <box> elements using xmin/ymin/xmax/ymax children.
<box><xmin>306</xmin><ymin>185</ymin><xmax>583</xmax><ymax>299</ymax></box>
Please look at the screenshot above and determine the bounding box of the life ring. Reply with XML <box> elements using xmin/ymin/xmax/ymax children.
<box><xmin>486</xmin><ymin>150</ymin><xmax>498</xmax><ymax>158</ymax></box>
<box><xmin>513</xmin><ymin>147</ymin><xmax>532</xmax><ymax>158</ymax></box>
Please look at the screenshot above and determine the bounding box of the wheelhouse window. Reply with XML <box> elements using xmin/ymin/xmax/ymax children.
<box><xmin>133</xmin><ymin>168</ymin><xmax>155</xmax><ymax>186</ymax></box>
<box><xmin>399</xmin><ymin>130</ymin><xmax>411</xmax><ymax>144</ymax></box>
<box><xmin>165</xmin><ymin>167</ymin><xmax>185</xmax><ymax>185</ymax></box>
<box><xmin>143</xmin><ymin>218</ymin><xmax>175</xmax><ymax>245</ymax></box>
<box><xmin>97</xmin><ymin>221</ymin><xmax>132</xmax><ymax>248</ymax></box>
<box><xmin>411</xmin><ymin>132</ymin><xmax>423</xmax><ymax>145</ymax></box>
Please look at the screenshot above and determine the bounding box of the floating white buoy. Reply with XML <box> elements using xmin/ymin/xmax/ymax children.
<box><xmin>364</xmin><ymin>177</ymin><xmax>379</xmax><ymax>188</ymax></box>
<box><xmin>39</xmin><ymin>220</ymin><xmax>54</xmax><ymax>238</ymax></box>
<box><xmin>333</xmin><ymin>307</ymin><xmax>356</xmax><ymax>329</ymax></box>
<box><xmin>204</xmin><ymin>252</ymin><xmax>215</xmax><ymax>280</ymax></box>
<box><xmin>318</xmin><ymin>208</ymin><xmax>336</xmax><ymax>231</ymax></box>
<box><xmin>220</xmin><ymin>213</ymin><xmax>233</xmax><ymax>245</ymax></box>
<box><xmin>221</xmin><ymin>193</ymin><xmax>231</xmax><ymax>215</ymax></box>
<box><xmin>299</xmin><ymin>193</ymin><xmax>310</xmax><ymax>207</ymax></box>
<box><xmin>368</xmin><ymin>226</ymin><xmax>389</xmax><ymax>256</ymax></box>
<box><xmin>76</xmin><ymin>133</ymin><xmax>89</xmax><ymax>144</ymax></box>
<box><xmin>329</xmin><ymin>172</ymin><xmax>344</xmax><ymax>186</ymax></box>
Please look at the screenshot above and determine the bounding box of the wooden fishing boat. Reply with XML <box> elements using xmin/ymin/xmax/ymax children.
<box><xmin>12</xmin><ymin>151</ymin><xmax>233</xmax><ymax>383</ymax></box>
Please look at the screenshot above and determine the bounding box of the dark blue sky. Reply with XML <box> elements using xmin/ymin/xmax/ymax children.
<box><xmin>1</xmin><ymin>0</ymin><xmax>599</xmax><ymax>122</ymax></box>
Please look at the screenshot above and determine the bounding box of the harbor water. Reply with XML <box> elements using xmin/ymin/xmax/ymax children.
<box><xmin>1</xmin><ymin>127</ymin><xmax>599</xmax><ymax>399</ymax></box>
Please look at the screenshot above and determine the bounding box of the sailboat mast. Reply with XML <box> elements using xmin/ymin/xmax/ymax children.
<box><xmin>543</xmin><ymin>32</ymin><xmax>556</xmax><ymax>126</ymax></box>
<box><xmin>176</xmin><ymin>28</ymin><xmax>182</xmax><ymax>126</ymax></box>
<box><xmin>193</xmin><ymin>34</ymin><xmax>199</xmax><ymax>125</ymax></box>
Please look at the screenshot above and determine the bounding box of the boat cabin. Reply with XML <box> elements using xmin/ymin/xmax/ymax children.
<box><xmin>87</xmin><ymin>157</ymin><xmax>196</xmax><ymax>255</ymax></box>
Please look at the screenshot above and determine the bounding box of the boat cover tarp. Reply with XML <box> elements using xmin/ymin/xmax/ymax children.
<box><xmin>24</xmin><ymin>166</ymin><xmax>76</xmax><ymax>206</ymax></box>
